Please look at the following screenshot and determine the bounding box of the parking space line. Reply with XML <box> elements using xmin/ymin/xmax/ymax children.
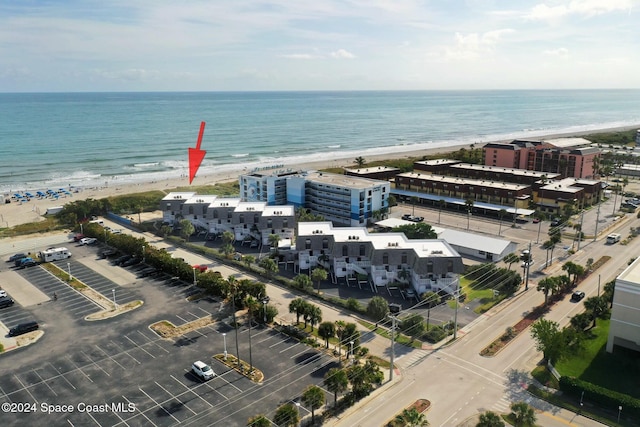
<box><xmin>33</xmin><ymin>370</ymin><xmax>58</xmax><ymax>397</ymax></box>
<box><xmin>66</xmin><ymin>355</ymin><xmax>94</xmax><ymax>383</ymax></box>
<box><xmin>80</xmin><ymin>351</ymin><xmax>111</xmax><ymax>377</ymax></box>
<box><xmin>169</xmin><ymin>375</ymin><xmax>214</xmax><ymax>408</ymax></box>
<box><xmin>175</xmin><ymin>314</ymin><xmax>190</xmax><ymax>324</ymax></box>
<box><xmin>47</xmin><ymin>362</ymin><xmax>77</xmax><ymax>390</ymax></box>
<box><xmin>154</xmin><ymin>381</ymin><xmax>196</xmax><ymax>415</ymax></box>
<box><xmin>14</xmin><ymin>375</ymin><xmax>39</xmax><ymax>403</ymax></box>
<box><xmin>138</xmin><ymin>387</ymin><xmax>181</xmax><ymax>424</ymax></box>
<box><xmin>137</xmin><ymin>331</ymin><xmax>170</xmax><ymax>354</ymax></box>
<box><xmin>290</xmin><ymin>348</ymin><xmax>319</xmax><ymax>360</ymax></box>
<box><xmin>94</xmin><ymin>345</ymin><xmax>126</xmax><ymax>371</ymax></box>
<box><xmin>280</xmin><ymin>342</ymin><xmax>301</xmax><ymax>353</ymax></box>
<box><xmin>110</xmin><ymin>340</ymin><xmax>141</xmax><ymax>365</ymax></box>
<box><xmin>121</xmin><ymin>395</ymin><xmax>157</xmax><ymax>427</ymax></box>
<box><xmin>211</xmin><ymin>371</ymin><xmax>242</xmax><ymax>393</ymax></box>
<box><xmin>86</xmin><ymin>409</ymin><xmax>104</xmax><ymax>426</ymax></box>
<box><xmin>186</xmin><ymin>311</ymin><xmax>201</xmax><ymax>320</ymax></box>
<box><xmin>124</xmin><ymin>336</ymin><xmax>155</xmax><ymax>359</ymax></box>
<box><xmin>109</xmin><ymin>407</ymin><xmax>129</xmax><ymax>427</ymax></box>
<box><xmin>0</xmin><ymin>384</ymin><xmax>11</xmax><ymax>402</ymax></box>
<box><xmin>193</xmin><ymin>307</ymin><xmax>212</xmax><ymax>317</ymax></box>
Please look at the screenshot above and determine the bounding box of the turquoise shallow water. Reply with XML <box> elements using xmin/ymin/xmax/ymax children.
<box><xmin>1</xmin><ymin>90</ymin><xmax>639</xmax><ymax>193</ymax></box>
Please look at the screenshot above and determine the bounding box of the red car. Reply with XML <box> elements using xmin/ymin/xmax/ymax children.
<box><xmin>72</xmin><ymin>233</ymin><xmax>86</xmax><ymax>242</ymax></box>
<box><xmin>193</xmin><ymin>264</ymin><xmax>208</xmax><ymax>272</ymax></box>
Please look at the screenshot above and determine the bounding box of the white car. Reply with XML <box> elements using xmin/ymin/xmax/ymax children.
<box><xmin>80</xmin><ymin>237</ymin><xmax>97</xmax><ymax>245</ymax></box>
<box><xmin>0</xmin><ymin>290</ymin><xmax>7</xmax><ymax>298</ymax></box>
<box><xmin>191</xmin><ymin>361</ymin><xmax>215</xmax><ymax>381</ymax></box>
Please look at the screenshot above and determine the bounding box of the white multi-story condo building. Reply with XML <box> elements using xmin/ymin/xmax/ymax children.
<box><xmin>607</xmin><ymin>257</ymin><xmax>640</xmax><ymax>353</ymax></box>
<box><xmin>296</xmin><ymin>222</ymin><xmax>464</xmax><ymax>296</ymax></box>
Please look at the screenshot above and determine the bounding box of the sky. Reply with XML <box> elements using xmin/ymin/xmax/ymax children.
<box><xmin>0</xmin><ymin>0</ymin><xmax>638</xmax><ymax>92</ymax></box>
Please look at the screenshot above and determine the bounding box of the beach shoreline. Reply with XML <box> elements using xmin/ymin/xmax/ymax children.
<box><xmin>1</xmin><ymin>124</ymin><xmax>638</xmax><ymax>231</ymax></box>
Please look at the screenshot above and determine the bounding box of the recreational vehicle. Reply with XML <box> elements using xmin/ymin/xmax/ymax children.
<box><xmin>40</xmin><ymin>247</ymin><xmax>72</xmax><ymax>262</ymax></box>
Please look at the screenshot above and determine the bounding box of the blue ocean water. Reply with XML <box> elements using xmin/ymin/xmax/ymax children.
<box><xmin>1</xmin><ymin>90</ymin><xmax>639</xmax><ymax>193</ymax></box>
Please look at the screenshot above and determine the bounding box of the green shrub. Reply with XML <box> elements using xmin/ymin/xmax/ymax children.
<box><xmin>559</xmin><ymin>376</ymin><xmax>640</xmax><ymax>419</ymax></box>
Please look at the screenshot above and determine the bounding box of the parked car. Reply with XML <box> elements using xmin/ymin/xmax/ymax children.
<box><xmin>72</xmin><ymin>234</ymin><xmax>86</xmax><ymax>242</ymax></box>
<box><xmin>112</xmin><ymin>254</ymin><xmax>132</xmax><ymax>266</ymax></box>
<box><xmin>15</xmin><ymin>257</ymin><xmax>35</xmax><ymax>267</ymax></box>
<box><xmin>122</xmin><ymin>257</ymin><xmax>141</xmax><ymax>267</ymax></box>
<box><xmin>79</xmin><ymin>237</ymin><xmax>97</xmax><ymax>245</ymax></box>
<box><xmin>138</xmin><ymin>267</ymin><xmax>157</xmax><ymax>278</ymax></box>
<box><xmin>532</xmin><ymin>217</ymin><xmax>540</xmax><ymax>223</ymax></box>
<box><xmin>401</xmin><ymin>214</ymin><xmax>413</xmax><ymax>220</ymax></box>
<box><xmin>9</xmin><ymin>321</ymin><xmax>39</xmax><ymax>336</ymax></box>
<box><xmin>409</xmin><ymin>216</ymin><xmax>424</xmax><ymax>223</ymax></box>
<box><xmin>0</xmin><ymin>297</ymin><xmax>15</xmax><ymax>308</ymax></box>
<box><xmin>193</xmin><ymin>264</ymin><xmax>208</xmax><ymax>273</ymax></box>
<box><xmin>100</xmin><ymin>248</ymin><xmax>118</xmax><ymax>259</ymax></box>
<box><xmin>191</xmin><ymin>361</ymin><xmax>215</xmax><ymax>381</ymax></box>
<box><xmin>19</xmin><ymin>259</ymin><xmax>38</xmax><ymax>269</ymax></box>
<box><xmin>8</xmin><ymin>253</ymin><xmax>27</xmax><ymax>262</ymax></box>
<box><xmin>571</xmin><ymin>291</ymin><xmax>586</xmax><ymax>302</ymax></box>
<box><xmin>0</xmin><ymin>290</ymin><xmax>7</xmax><ymax>298</ymax></box>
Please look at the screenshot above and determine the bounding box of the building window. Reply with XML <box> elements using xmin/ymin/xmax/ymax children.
<box><xmin>427</xmin><ymin>261</ymin><xmax>433</xmax><ymax>273</ymax></box>
<box><xmin>239</xmin><ymin>214</ymin><xmax>244</xmax><ymax>224</ymax></box>
<box><xmin>359</xmin><ymin>245</ymin><xmax>365</xmax><ymax>256</ymax></box>
<box><xmin>283</xmin><ymin>219</ymin><xmax>288</xmax><ymax>228</ymax></box>
<box><xmin>322</xmin><ymin>238</ymin><xmax>329</xmax><ymax>249</ymax></box>
<box><xmin>383</xmin><ymin>253</ymin><xmax>389</xmax><ymax>264</ymax></box>
<box><xmin>342</xmin><ymin>245</ymin><xmax>348</xmax><ymax>256</ymax></box>
<box><xmin>189</xmin><ymin>206</ymin><xmax>193</xmax><ymax>215</ymax></box>
<box><xmin>447</xmin><ymin>260</ymin><xmax>453</xmax><ymax>272</ymax></box>
<box><xmin>267</xmin><ymin>219</ymin><xmax>272</xmax><ymax>228</ymax></box>
<box><xmin>401</xmin><ymin>252</ymin><xmax>407</xmax><ymax>264</ymax></box>
<box><xmin>213</xmin><ymin>210</ymin><xmax>218</xmax><ymax>219</ymax></box>
<box><xmin>305</xmin><ymin>239</ymin><xmax>311</xmax><ymax>250</ymax></box>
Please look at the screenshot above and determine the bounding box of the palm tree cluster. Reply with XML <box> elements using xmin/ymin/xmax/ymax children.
<box><xmin>288</xmin><ymin>298</ymin><xmax>323</xmax><ymax>331</ymax></box>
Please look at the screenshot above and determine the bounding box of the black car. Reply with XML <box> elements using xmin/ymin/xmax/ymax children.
<box><xmin>122</xmin><ymin>257</ymin><xmax>141</xmax><ymax>267</ymax></box>
<box><xmin>112</xmin><ymin>255</ymin><xmax>132</xmax><ymax>266</ymax></box>
<box><xmin>401</xmin><ymin>214</ymin><xmax>412</xmax><ymax>220</ymax></box>
<box><xmin>138</xmin><ymin>267</ymin><xmax>157</xmax><ymax>278</ymax></box>
<box><xmin>0</xmin><ymin>297</ymin><xmax>15</xmax><ymax>309</ymax></box>
<box><xmin>9</xmin><ymin>321</ymin><xmax>39</xmax><ymax>336</ymax></box>
<box><xmin>100</xmin><ymin>248</ymin><xmax>118</xmax><ymax>259</ymax></box>
<box><xmin>8</xmin><ymin>253</ymin><xmax>27</xmax><ymax>262</ymax></box>
<box><xmin>410</xmin><ymin>216</ymin><xmax>424</xmax><ymax>222</ymax></box>
<box><xmin>571</xmin><ymin>291</ymin><xmax>585</xmax><ymax>302</ymax></box>
<box><xmin>19</xmin><ymin>259</ymin><xmax>38</xmax><ymax>269</ymax></box>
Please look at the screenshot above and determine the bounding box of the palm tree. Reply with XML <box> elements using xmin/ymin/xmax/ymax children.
<box><xmin>354</xmin><ymin>156</ymin><xmax>365</xmax><ymax>167</ymax></box>
<box><xmin>334</xmin><ymin>320</ymin><xmax>346</xmax><ymax>357</ymax></box>
<box><xmin>301</xmin><ymin>385</ymin><xmax>325</xmax><ymax>424</ymax></box>
<box><xmin>510</xmin><ymin>401</ymin><xmax>536</xmax><ymax>427</ymax></box>
<box><xmin>247</xmin><ymin>414</ymin><xmax>270</xmax><ymax>427</ymax></box>
<box><xmin>536</xmin><ymin>276</ymin><xmax>559</xmax><ymax>305</ymax></box>
<box><xmin>273</xmin><ymin>403</ymin><xmax>299</xmax><ymax>427</ymax></box>
<box><xmin>243</xmin><ymin>254</ymin><xmax>255</xmax><ymax>270</ymax></box>
<box><xmin>311</xmin><ymin>267</ymin><xmax>328</xmax><ymax>294</ymax></box>
<box><xmin>503</xmin><ymin>253</ymin><xmax>519</xmax><ymax>270</ymax></box>
<box><xmin>288</xmin><ymin>298</ymin><xmax>307</xmax><ymax>325</ymax></box>
<box><xmin>304</xmin><ymin>304</ymin><xmax>322</xmax><ymax>331</ymax></box>
<box><xmin>410</xmin><ymin>196</ymin><xmax>419</xmax><ymax>216</ymax></box>
<box><xmin>293</xmin><ymin>273</ymin><xmax>312</xmax><ymax>290</ymax></box>
<box><xmin>268</xmin><ymin>233</ymin><xmax>281</xmax><ymax>253</ymax></box>
<box><xmin>477</xmin><ymin>410</ymin><xmax>505</xmax><ymax>427</ymax></box>
<box><xmin>318</xmin><ymin>321</ymin><xmax>335</xmax><ymax>348</ymax></box>
<box><xmin>497</xmin><ymin>209</ymin><xmax>507</xmax><ymax>235</ymax></box>
<box><xmin>324</xmin><ymin>368</ymin><xmax>349</xmax><ymax>407</ymax></box>
<box><xmin>394</xmin><ymin>408</ymin><xmax>428</xmax><ymax>427</ymax></box>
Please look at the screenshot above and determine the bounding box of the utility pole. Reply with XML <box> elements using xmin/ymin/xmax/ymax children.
<box><xmin>593</xmin><ymin>197</ymin><xmax>601</xmax><ymax>242</ymax></box>
<box><xmin>577</xmin><ymin>210</ymin><xmax>585</xmax><ymax>251</ymax></box>
<box><xmin>389</xmin><ymin>314</ymin><xmax>396</xmax><ymax>381</ymax></box>
<box><xmin>525</xmin><ymin>241</ymin><xmax>532</xmax><ymax>291</ymax></box>
<box><xmin>453</xmin><ymin>282</ymin><xmax>460</xmax><ymax>339</ymax></box>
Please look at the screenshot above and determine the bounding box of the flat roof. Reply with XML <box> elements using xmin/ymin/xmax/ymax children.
<box><xmin>302</xmin><ymin>171</ymin><xmax>388</xmax><ymax>189</ymax></box>
<box><xmin>209</xmin><ymin>198</ymin><xmax>241</xmax><ymax>208</ymax></box>
<box><xmin>617</xmin><ymin>256</ymin><xmax>640</xmax><ymax>287</ymax></box>
<box><xmin>262</xmin><ymin>205</ymin><xmax>295</xmax><ymax>216</ymax></box>
<box><xmin>437</xmin><ymin>228</ymin><xmax>514</xmax><ymax>255</ymax></box>
<box><xmin>298</xmin><ymin>222</ymin><xmax>459</xmax><ymax>258</ymax></box>
<box><xmin>235</xmin><ymin>201</ymin><xmax>267</xmax><ymax>212</ymax></box>
<box><xmin>397</xmin><ymin>172</ymin><xmax>529</xmax><ymax>191</ymax></box>
<box><xmin>543</xmin><ymin>137</ymin><xmax>592</xmax><ymax>148</ymax></box>
<box><xmin>343</xmin><ymin>166</ymin><xmax>400</xmax><ymax>174</ymax></box>
<box><xmin>162</xmin><ymin>192</ymin><xmax>196</xmax><ymax>201</ymax></box>
<box><xmin>414</xmin><ymin>159</ymin><xmax>460</xmax><ymax>166</ymax></box>
<box><xmin>450</xmin><ymin>163</ymin><xmax>560</xmax><ymax>179</ymax></box>
<box><xmin>184</xmin><ymin>195</ymin><xmax>219</xmax><ymax>204</ymax></box>
<box><xmin>539</xmin><ymin>177</ymin><xmax>598</xmax><ymax>193</ymax></box>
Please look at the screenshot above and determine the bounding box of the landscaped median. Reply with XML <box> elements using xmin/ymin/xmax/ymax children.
<box><xmin>40</xmin><ymin>262</ymin><xmax>143</xmax><ymax>320</ymax></box>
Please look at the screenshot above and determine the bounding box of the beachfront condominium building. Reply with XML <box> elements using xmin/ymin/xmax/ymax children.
<box><xmin>296</xmin><ymin>222</ymin><xmax>464</xmax><ymax>296</ymax></box>
<box><xmin>240</xmin><ymin>169</ymin><xmax>299</xmax><ymax>205</ymax></box>
<box><xmin>239</xmin><ymin>170</ymin><xmax>391</xmax><ymax>227</ymax></box>
<box><xmin>607</xmin><ymin>256</ymin><xmax>640</xmax><ymax>354</ymax></box>
<box><xmin>483</xmin><ymin>138</ymin><xmax>600</xmax><ymax>179</ymax></box>
<box><xmin>160</xmin><ymin>193</ymin><xmax>296</xmax><ymax>245</ymax></box>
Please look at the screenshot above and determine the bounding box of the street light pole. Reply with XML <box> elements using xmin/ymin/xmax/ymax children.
<box><xmin>67</xmin><ymin>262</ymin><xmax>72</xmax><ymax>281</ymax></box>
<box><xmin>349</xmin><ymin>341</ymin><xmax>354</xmax><ymax>360</ymax></box>
<box><xmin>618</xmin><ymin>405</ymin><xmax>622</xmax><ymax>423</ymax></box>
<box><xmin>192</xmin><ymin>267</ymin><xmax>197</xmax><ymax>287</ymax></box>
<box><xmin>389</xmin><ymin>314</ymin><xmax>396</xmax><ymax>381</ymax></box>
<box><xmin>232</xmin><ymin>289</ymin><xmax>241</xmax><ymax>372</ymax></box>
<box><xmin>223</xmin><ymin>333</ymin><xmax>227</xmax><ymax>360</ymax></box>
<box><xmin>112</xmin><ymin>289</ymin><xmax>117</xmax><ymax>310</ymax></box>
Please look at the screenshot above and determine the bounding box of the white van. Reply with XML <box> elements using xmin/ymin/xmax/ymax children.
<box><xmin>40</xmin><ymin>247</ymin><xmax>72</xmax><ymax>262</ymax></box>
<box><xmin>606</xmin><ymin>233</ymin><xmax>621</xmax><ymax>244</ymax></box>
<box><xmin>89</xmin><ymin>219</ymin><xmax>104</xmax><ymax>226</ymax></box>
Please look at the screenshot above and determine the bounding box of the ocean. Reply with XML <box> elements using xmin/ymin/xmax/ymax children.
<box><xmin>1</xmin><ymin>90</ymin><xmax>640</xmax><ymax>194</ymax></box>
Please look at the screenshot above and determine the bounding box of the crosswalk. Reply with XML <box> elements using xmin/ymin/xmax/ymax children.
<box><xmin>395</xmin><ymin>348</ymin><xmax>431</xmax><ymax>369</ymax></box>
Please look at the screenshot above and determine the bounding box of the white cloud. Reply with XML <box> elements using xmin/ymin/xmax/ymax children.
<box><xmin>526</xmin><ymin>0</ymin><xmax>634</xmax><ymax>21</ymax></box>
<box><xmin>93</xmin><ymin>68</ymin><xmax>159</xmax><ymax>81</ymax></box>
<box><xmin>543</xmin><ymin>47</ymin><xmax>569</xmax><ymax>57</ymax></box>
<box><xmin>443</xmin><ymin>29</ymin><xmax>515</xmax><ymax>61</ymax></box>
<box><xmin>280</xmin><ymin>53</ymin><xmax>319</xmax><ymax>59</ymax></box>
<box><xmin>330</xmin><ymin>49</ymin><xmax>356</xmax><ymax>59</ymax></box>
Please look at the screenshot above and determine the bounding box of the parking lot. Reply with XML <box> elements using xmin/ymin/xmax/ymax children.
<box><xmin>0</xmin><ymin>322</ymin><xmax>336</xmax><ymax>427</ymax></box>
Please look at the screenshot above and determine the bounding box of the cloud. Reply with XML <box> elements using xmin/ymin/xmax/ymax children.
<box><xmin>330</xmin><ymin>49</ymin><xmax>355</xmax><ymax>59</ymax></box>
<box><xmin>280</xmin><ymin>53</ymin><xmax>319</xmax><ymax>59</ymax></box>
<box><xmin>443</xmin><ymin>29</ymin><xmax>515</xmax><ymax>60</ymax></box>
<box><xmin>543</xmin><ymin>47</ymin><xmax>569</xmax><ymax>57</ymax></box>
<box><xmin>93</xmin><ymin>68</ymin><xmax>159</xmax><ymax>81</ymax></box>
<box><xmin>526</xmin><ymin>0</ymin><xmax>634</xmax><ymax>21</ymax></box>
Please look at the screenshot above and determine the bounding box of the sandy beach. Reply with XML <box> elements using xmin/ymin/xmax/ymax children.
<box><xmin>1</xmin><ymin>124</ymin><xmax>638</xmax><ymax>231</ymax></box>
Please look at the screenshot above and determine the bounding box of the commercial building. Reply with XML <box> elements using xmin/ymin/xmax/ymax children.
<box><xmin>607</xmin><ymin>257</ymin><xmax>640</xmax><ymax>353</ymax></box>
<box><xmin>240</xmin><ymin>169</ymin><xmax>299</xmax><ymax>205</ymax></box>
<box><xmin>296</xmin><ymin>222</ymin><xmax>463</xmax><ymax>296</ymax></box>
<box><xmin>344</xmin><ymin>166</ymin><xmax>401</xmax><ymax>181</ymax></box>
<box><xmin>483</xmin><ymin>138</ymin><xmax>600</xmax><ymax>179</ymax></box>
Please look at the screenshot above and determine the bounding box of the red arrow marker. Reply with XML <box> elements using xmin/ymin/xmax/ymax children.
<box><xmin>188</xmin><ymin>121</ymin><xmax>207</xmax><ymax>184</ymax></box>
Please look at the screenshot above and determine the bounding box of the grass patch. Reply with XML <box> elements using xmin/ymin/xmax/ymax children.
<box><xmin>555</xmin><ymin>319</ymin><xmax>640</xmax><ymax>399</ymax></box>
<box><xmin>41</xmin><ymin>262</ymin><xmax>87</xmax><ymax>289</ymax></box>
<box><xmin>173</xmin><ymin>182</ymin><xmax>240</xmax><ymax>196</ymax></box>
<box><xmin>0</xmin><ymin>216</ymin><xmax>63</xmax><ymax>238</ymax></box>
<box><xmin>357</xmin><ymin>319</ymin><xmax>422</xmax><ymax>349</ymax></box>
<box><xmin>531</xmin><ymin>365</ymin><xmax>559</xmax><ymax>389</ymax></box>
